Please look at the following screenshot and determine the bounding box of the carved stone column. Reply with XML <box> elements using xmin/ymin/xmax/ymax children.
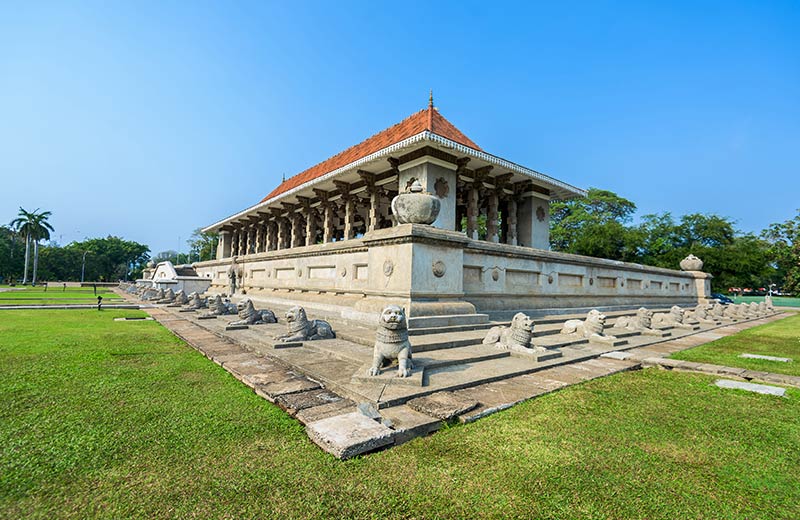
<box><xmin>314</xmin><ymin>189</ymin><xmax>336</xmax><ymax>243</ymax></box>
<box><xmin>334</xmin><ymin>181</ymin><xmax>355</xmax><ymax>240</ymax></box>
<box><xmin>238</xmin><ymin>226</ymin><xmax>247</xmax><ymax>255</ymax></box>
<box><xmin>487</xmin><ymin>193</ymin><xmax>499</xmax><ymax>243</ymax></box>
<box><xmin>506</xmin><ymin>199</ymin><xmax>518</xmax><ymax>246</ymax></box>
<box><xmin>298</xmin><ymin>197</ymin><xmax>317</xmax><ymax>247</ymax></box>
<box><xmin>358</xmin><ymin>171</ymin><xmax>380</xmax><ymax>233</ymax></box>
<box><xmin>466</xmin><ymin>187</ymin><xmax>479</xmax><ymax>239</ymax></box>
<box><xmin>266</xmin><ymin>220</ymin><xmax>278</xmax><ymax>251</ymax></box>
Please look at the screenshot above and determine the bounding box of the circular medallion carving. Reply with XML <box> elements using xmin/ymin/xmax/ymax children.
<box><xmin>340</xmin><ymin>266</ymin><xmax>347</xmax><ymax>278</ymax></box>
<box><xmin>536</xmin><ymin>206</ymin><xmax>546</xmax><ymax>222</ymax></box>
<box><xmin>589</xmin><ymin>277</ymin><xmax>594</xmax><ymax>286</ymax></box>
<box><xmin>548</xmin><ymin>274</ymin><xmax>554</xmax><ymax>284</ymax></box>
<box><xmin>432</xmin><ymin>260</ymin><xmax>446</xmax><ymax>278</ymax></box>
<box><xmin>297</xmin><ymin>268</ymin><xmax>302</xmax><ymax>277</ymax></box>
<box><xmin>383</xmin><ymin>259</ymin><xmax>394</xmax><ymax>277</ymax></box>
<box><xmin>491</xmin><ymin>268</ymin><xmax>500</xmax><ymax>282</ymax></box>
<box><xmin>620</xmin><ymin>280</ymin><xmax>624</xmax><ymax>287</ymax></box>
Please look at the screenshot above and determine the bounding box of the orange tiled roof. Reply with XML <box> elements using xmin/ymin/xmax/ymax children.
<box><xmin>260</xmin><ymin>107</ymin><xmax>481</xmax><ymax>202</ymax></box>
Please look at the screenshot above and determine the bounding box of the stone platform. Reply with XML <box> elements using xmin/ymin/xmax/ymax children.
<box><xmin>121</xmin><ymin>290</ymin><xmax>787</xmax><ymax>459</ymax></box>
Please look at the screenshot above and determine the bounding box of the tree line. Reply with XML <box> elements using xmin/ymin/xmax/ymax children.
<box><xmin>2</xmin><ymin>207</ymin><xmax>150</xmax><ymax>283</ymax></box>
<box><xmin>550</xmin><ymin>189</ymin><xmax>800</xmax><ymax>293</ymax></box>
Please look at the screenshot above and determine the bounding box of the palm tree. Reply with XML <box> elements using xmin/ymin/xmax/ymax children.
<box><xmin>10</xmin><ymin>208</ymin><xmax>53</xmax><ymax>285</ymax></box>
<box><xmin>30</xmin><ymin>211</ymin><xmax>54</xmax><ymax>285</ymax></box>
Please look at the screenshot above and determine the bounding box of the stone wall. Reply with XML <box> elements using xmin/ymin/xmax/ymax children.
<box><xmin>194</xmin><ymin>224</ymin><xmax>710</xmax><ymax>322</ymax></box>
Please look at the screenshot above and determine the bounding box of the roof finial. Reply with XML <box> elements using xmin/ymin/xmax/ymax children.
<box><xmin>282</xmin><ymin>172</ymin><xmax>286</xmax><ymax>182</ymax></box>
<box><xmin>428</xmin><ymin>89</ymin><xmax>434</xmax><ymax>109</ymax></box>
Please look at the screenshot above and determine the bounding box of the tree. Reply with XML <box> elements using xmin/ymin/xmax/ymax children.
<box><xmin>10</xmin><ymin>208</ymin><xmax>53</xmax><ymax>285</ymax></box>
<box><xmin>550</xmin><ymin>188</ymin><xmax>639</xmax><ymax>261</ymax></box>
<box><xmin>188</xmin><ymin>228</ymin><xmax>219</xmax><ymax>262</ymax></box>
<box><xmin>761</xmin><ymin>210</ymin><xmax>800</xmax><ymax>294</ymax></box>
<box><xmin>65</xmin><ymin>237</ymin><xmax>150</xmax><ymax>281</ymax></box>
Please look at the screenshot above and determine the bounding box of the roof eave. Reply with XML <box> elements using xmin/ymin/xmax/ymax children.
<box><xmin>201</xmin><ymin>131</ymin><xmax>586</xmax><ymax>232</ymax></box>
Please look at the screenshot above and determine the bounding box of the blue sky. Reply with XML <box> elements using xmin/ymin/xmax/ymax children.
<box><xmin>1</xmin><ymin>0</ymin><xmax>798</xmax><ymax>255</ymax></box>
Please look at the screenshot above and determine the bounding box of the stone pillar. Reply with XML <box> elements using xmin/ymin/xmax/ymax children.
<box><xmin>517</xmin><ymin>185</ymin><xmax>551</xmax><ymax>250</ymax></box>
<box><xmin>244</xmin><ymin>224</ymin><xmax>253</xmax><ymax>254</ymax></box>
<box><xmin>344</xmin><ymin>197</ymin><xmax>355</xmax><ymax>239</ymax></box>
<box><xmin>254</xmin><ymin>224</ymin><xmax>262</xmax><ymax>253</ymax></box>
<box><xmin>334</xmin><ymin>181</ymin><xmax>355</xmax><ymax>240</ymax></box>
<box><xmin>230</xmin><ymin>228</ymin><xmax>239</xmax><ymax>256</ymax></box>
<box><xmin>466</xmin><ymin>187</ymin><xmax>479</xmax><ymax>240</ymax></box>
<box><xmin>487</xmin><ymin>192</ymin><xmax>499</xmax><ymax>243</ymax></box>
<box><xmin>217</xmin><ymin>230</ymin><xmax>231</xmax><ymax>260</ymax></box>
<box><xmin>506</xmin><ymin>199</ymin><xmax>518</xmax><ymax>246</ymax></box>
<box><xmin>304</xmin><ymin>208</ymin><xmax>317</xmax><ymax>246</ymax></box>
<box><xmin>291</xmin><ymin>214</ymin><xmax>303</xmax><ymax>248</ymax></box>
<box><xmin>267</xmin><ymin>221</ymin><xmax>278</xmax><ymax>251</ymax></box>
<box><xmin>238</xmin><ymin>226</ymin><xmax>247</xmax><ymax>255</ymax></box>
<box><xmin>359</xmin><ymin>171</ymin><xmax>380</xmax><ymax>233</ymax></box>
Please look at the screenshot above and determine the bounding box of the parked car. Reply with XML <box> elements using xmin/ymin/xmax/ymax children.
<box><xmin>711</xmin><ymin>293</ymin><xmax>734</xmax><ymax>305</ymax></box>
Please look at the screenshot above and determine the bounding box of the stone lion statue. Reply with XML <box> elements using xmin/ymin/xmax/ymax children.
<box><xmin>156</xmin><ymin>288</ymin><xmax>175</xmax><ymax>304</ymax></box>
<box><xmin>722</xmin><ymin>304</ymin><xmax>740</xmax><ymax>319</ymax></box>
<box><xmin>275</xmin><ymin>306</ymin><xmax>335</xmax><ymax>342</ymax></box>
<box><xmin>652</xmin><ymin>306</ymin><xmax>693</xmax><ymax>329</ymax></box>
<box><xmin>689</xmin><ymin>303</ymin><xmax>716</xmax><ymax>324</ymax></box>
<box><xmin>200</xmin><ymin>294</ymin><xmax>237</xmax><ymax>318</ymax></box>
<box><xmin>614</xmin><ymin>307</ymin><xmax>659</xmax><ymax>333</ymax></box>
<box><xmin>368</xmin><ymin>305</ymin><xmax>413</xmax><ymax>377</ymax></box>
<box><xmin>229</xmin><ymin>298</ymin><xmax>277</xmax><ymax>325</ymax></box>
<box><xmin>483</xmin><ymin>312</ymin><xmax>535</xmax><ymax>352</ymax></box>
<box><xmin>141</xmin><ymin>287</ymin><xmax>160</xmax><ymax>301</ymax></box>
<box><xmin>168</xmin><ymin>290</ymin><xmax>189</xmax><ymax>307</ymax></box>
<box><xmin>560</xmin><ymin>309</ymin><xmax>615</xmax><ymax>341</ymax></box>
<box><xmin>185</xmin><ymin>292</ymin><xmax>207</xmax><ymax>310</ymax></box>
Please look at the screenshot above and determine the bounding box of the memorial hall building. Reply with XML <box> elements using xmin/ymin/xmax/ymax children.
<box><xmin>196</xmin><ymin>99</ymin><xmax>709</xmax><ymax>325</ymax></box>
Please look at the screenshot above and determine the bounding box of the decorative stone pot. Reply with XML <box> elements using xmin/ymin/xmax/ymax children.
<box><xmin>391</xmin><ymin>180</ymin><xmax>440</xmax><ymax>225</ymax></box>
<box><xmin>680</xmin><ymin>254</ymin><xmax>704</xmax><ymax>271</ymax></box>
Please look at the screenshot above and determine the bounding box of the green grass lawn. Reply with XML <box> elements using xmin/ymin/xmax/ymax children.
<box><xmin>2</xmin><ymin>310</ymin><xmax>799</xmax><ymax>519</ymax></box>
<box><xmin>731</xmin><ymin>295</ymin><xmax>800</xmax><ymax>308</ymax></box>
<box><xmin>672</xmin><ymin>313</ymin><xmax>800</xmax><ymax>376</ymax></box>
<box><xmin>0</xmin><ymin>286</ymin><xmax>121</xmax><ymax>305</ymax></box>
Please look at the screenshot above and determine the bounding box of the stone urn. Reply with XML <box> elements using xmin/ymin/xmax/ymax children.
<box><xmin>680</xmin><ymin>254</ymin><xmax>704</xmax><ymax>271</ymax></box>
<box><xmin>391</xmin><ymin>180</ymin><xmax>440</xmax><ymax>225</ymax></box>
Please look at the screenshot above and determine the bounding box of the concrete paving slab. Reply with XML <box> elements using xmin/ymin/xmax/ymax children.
<box><xmin>740</xmin><ymin>353</ymin><xmax>792</xmax><ymax>363</ymax></box>
<box><xmin>255</xmin><ymin>377</ymin><xmax>321</xmax><ymax>400</ymax></box>
<box><xmin>406</xmin><ymin>391</ymin><xmax>478</xmax><ymax>420</ymax></box>
<box><xmin>276</xmin><ymin>389</ymin><xmax>345</xmax><ymax>414</ymax></box>
<box><xmin>295</xmin><ymin>399</ymin><xmax>357</xmax><ymax>424</ymax></box>
<box><xmin>306</xmin><ymin>412</ymin><xmax>394</xmax><ymax>459</ymax></box>
<box><xmin>715</xmin><ymin>379</ymin><xmax>786</xmax><ymax>397</ymax></box>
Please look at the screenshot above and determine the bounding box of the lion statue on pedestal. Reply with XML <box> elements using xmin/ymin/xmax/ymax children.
<box><xmin>615</xmin><ymin>307</ymin><xmax>658</xmax><ymax>332</ymax></box>
<box><xmin>168</xmin><ymin>290</ymin><xmax>189</xmax><ymax>307</ymax></box>
<box><xmin>368</xmin><ymin>305</ymin><xmax>413</xmax><ymax>378</ymax></box>
<box><xmin>483</xmin><ymin>312</ymin><xmax>535</xmax><ymax>352</ymax></box>
<box><xmin>652</xmin><ymin>306</ymin><xmax>693</xmax><ymax>329</ymax></box>
<box><xmin>229</xmin><ymin>298</ymin><xmax>276</xmax><ymax>325</ymax></box>
<box><xmin>185</xmin><ymin>292</ymin><xmax>207</xmax><ymax>310</ymax></box>
<box><xmin>560</xmin><ymin>309</ymin><xmax>615</xmax><ymax>340</ymax></box>
<box><xmin>156</xmin><ymin>288</ymin><xmax>175</xmax><ymax>304</ymax></box>
<box><xmin>275</xmin><ymin>306</ymin><xmax>335</xmax><ymax>342</ymax></box>
<box><xmin>689</xmin><ymin>303</ymin><xmax>716</xmax><ymax>324</ymax></box>
<box><xmin>200</xmin><ymin>294</ymin><xmax>237</xmax><ymax>318</ymax></box>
